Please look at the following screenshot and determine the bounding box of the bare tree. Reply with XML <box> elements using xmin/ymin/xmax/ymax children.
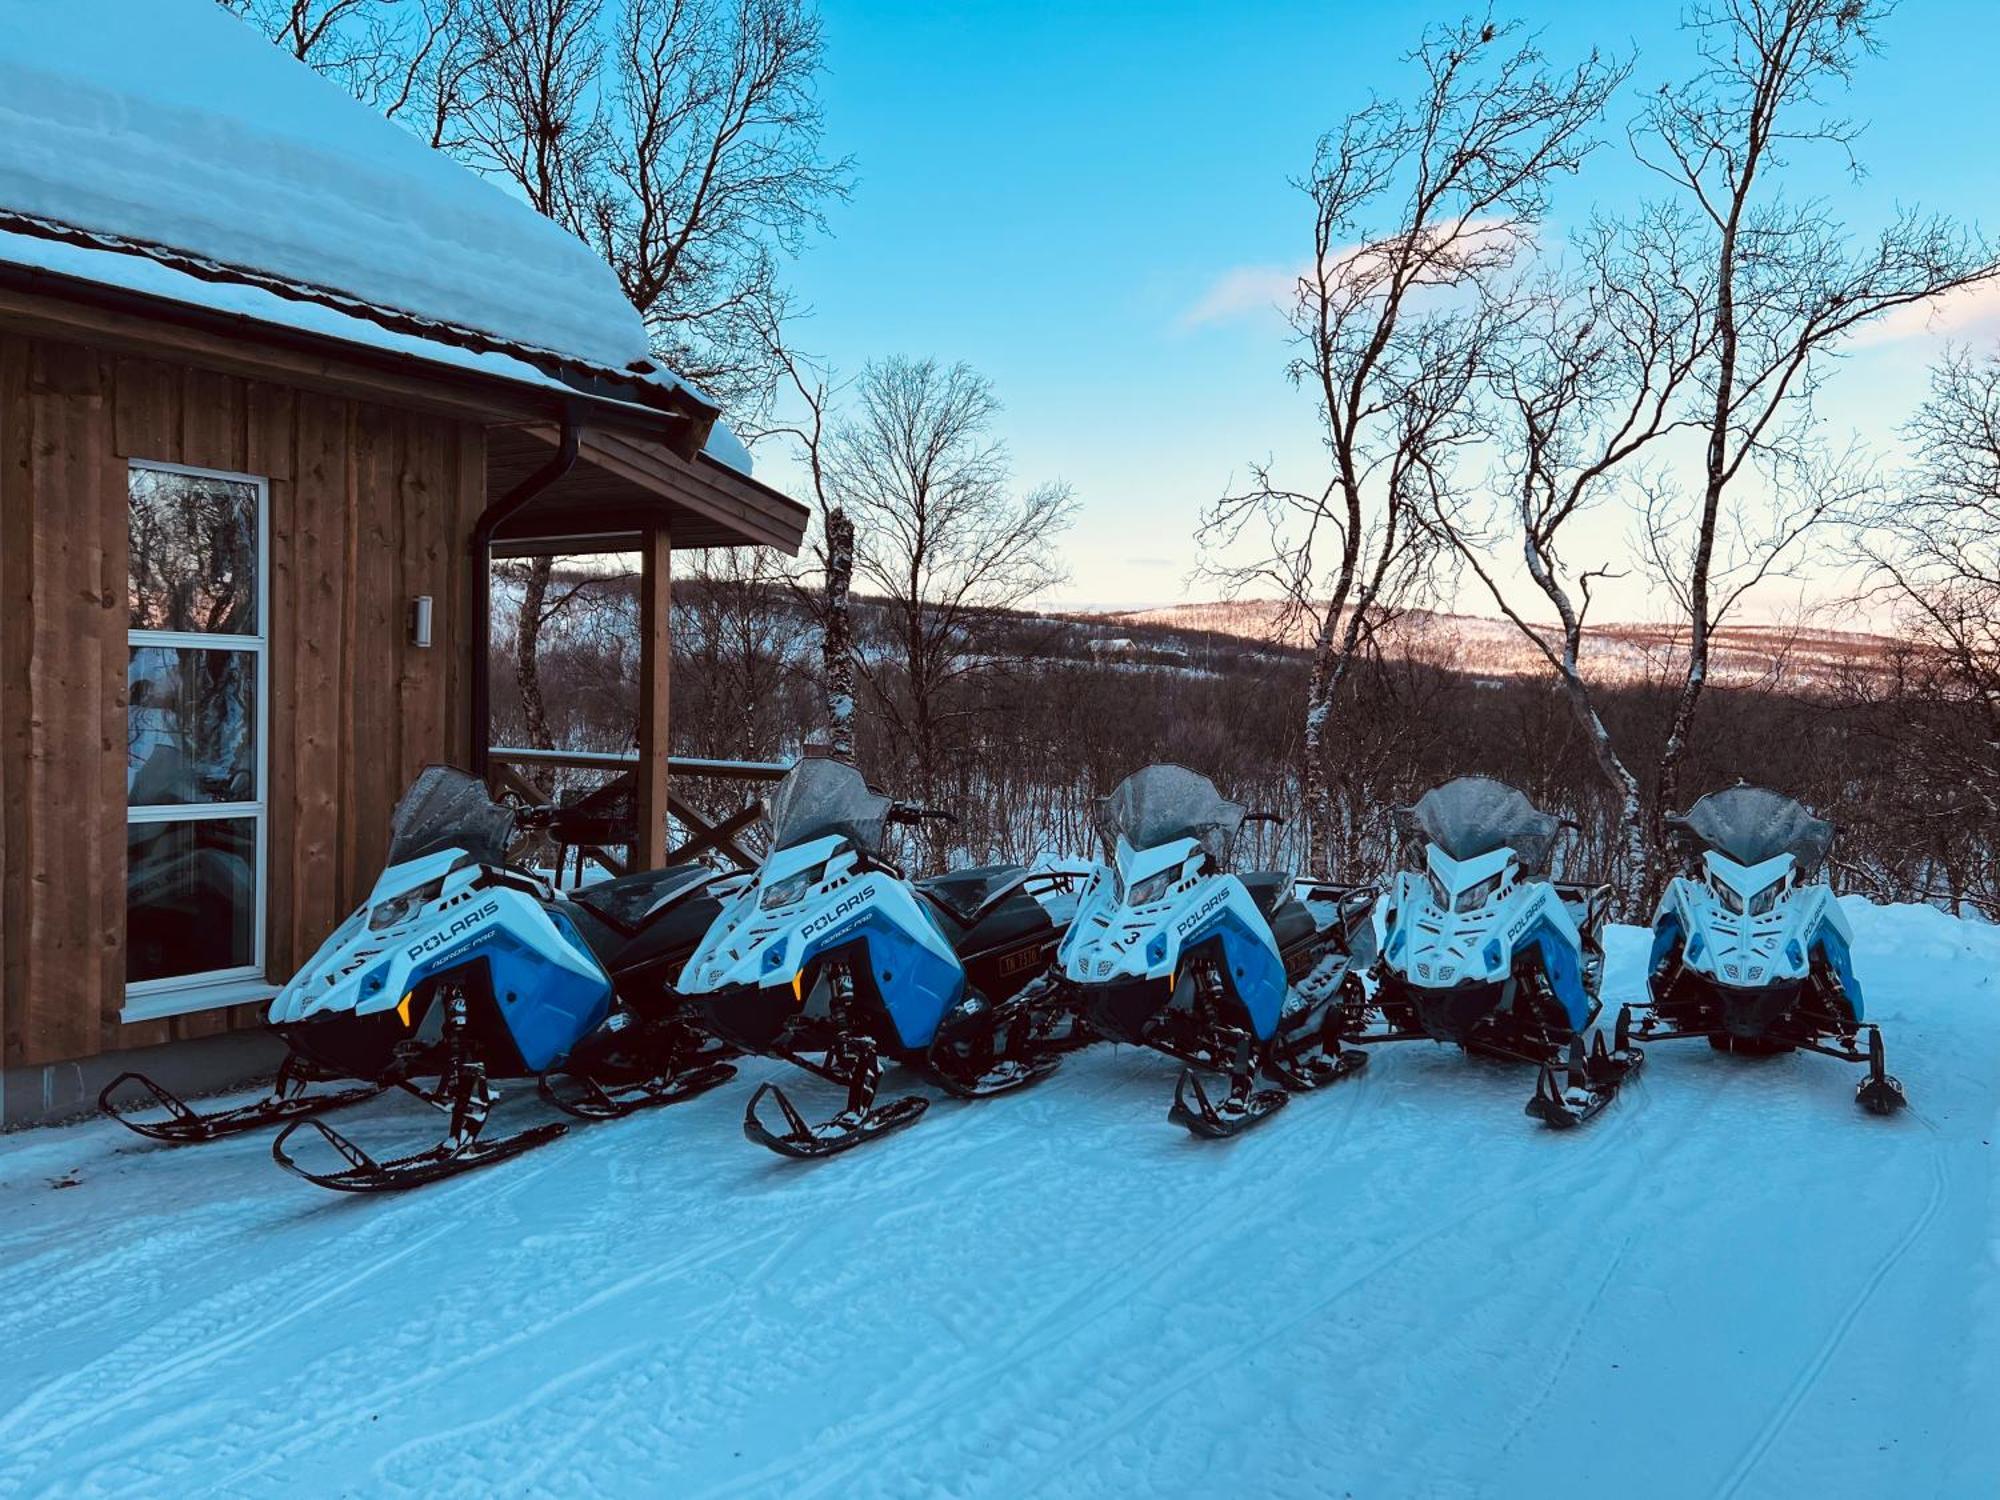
<box><xmin>745</xmin><ymin>310</ymin><xmax>859</xmax><ymax>759</ymax></box>
<box><xmin>1432</xmin><ymin>208</ymin><xmax>1712</xmax><ymax>908</ymax></box>
<box><xmin>1198</xmin><ymin>17</ymin><xmax>1626</xmax><ymax>871</ymax></box>
<box><xmin>828</xmin><ymin>357</ymin><xmax>1076</xmax><ymax>826</ymax></box>
<box><xmin>1863</xmin><ymin>348</ymin><xmax>2000</xmax><ymax>801</ymax></box>
<box><xmin>219</xmin><ymin>0</ymin><xmax>474</xmax><ymax>128</ymax></box>
<box><xmin>1633</xmin><ymin>0</ymin><xmax>2000</xmax><ymax>836</ymax></box>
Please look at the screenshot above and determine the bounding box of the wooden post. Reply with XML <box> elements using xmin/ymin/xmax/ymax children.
<box><xmin>635</xmin><ymin>524</ymin><xmax>671</xmax><ymax>869</ymax></box>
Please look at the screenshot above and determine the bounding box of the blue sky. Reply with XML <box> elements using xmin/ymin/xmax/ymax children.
<box><xmin>765</xmin><ymin>1</ymin><xmax>2000</xmax><ymax>616</ymax></box>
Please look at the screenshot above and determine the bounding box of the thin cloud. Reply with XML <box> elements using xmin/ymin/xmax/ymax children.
<box><xmin>1852</xmin><ymin>277</ymin><xmax>2000</xmax><ymax>347</ymax></box>
<box><xmin>1180</xmin><ymin>217</ymin><xmax>1521</xmax><ymax>331</ymax></box>
<box><xmin>1180</xmin><ymin>264</ymin><xmax>1299</xmax><ymax>328</ymax></box>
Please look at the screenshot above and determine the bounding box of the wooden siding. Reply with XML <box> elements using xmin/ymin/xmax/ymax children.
<box><xmin>0</xmin><ymin>331</ymin><xmax>484</xmax><ymax>1068</ymax></box>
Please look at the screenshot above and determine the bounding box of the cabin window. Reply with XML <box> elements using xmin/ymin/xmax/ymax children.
<box><xmin>123</xmin><ymin>463</ymin><xmax>268</xmax><ymax>1016</ymax></box>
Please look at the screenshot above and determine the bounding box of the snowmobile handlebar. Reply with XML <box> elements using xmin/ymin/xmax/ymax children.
<box><xmin>888</xmin><ymin>803</ymin><xmax>958</xmax><ymax>827</ymax></box>
<box><xmin>1243</xmin><ymin>810</ymin><xmax>1285</xmax><ymax>827</ymax></box>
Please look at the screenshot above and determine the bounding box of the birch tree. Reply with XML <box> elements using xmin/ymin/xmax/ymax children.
<box><xmin>1198</xmin><ymin>18</ymin><xmax>1625</xmax><ymax>871</ymax></box>
<box><xmin>1633</xmin><ymin>0</ymin><xmax>2000</xmax><ymax>836</ymax></box>
<box><xmin>1430</xmin><ymin>209</ymin><xmax>1712</xmax><ymax>908</ymax></box>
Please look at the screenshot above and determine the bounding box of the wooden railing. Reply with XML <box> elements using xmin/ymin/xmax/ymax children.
<box><xmin>488</xmin><ymin>745</ymin><xmax>793</xmax><ymax>875</ymax></box>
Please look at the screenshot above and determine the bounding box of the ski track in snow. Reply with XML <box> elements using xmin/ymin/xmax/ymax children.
<box><xmin>0</xmin><ymin>901</ymin><xmax>1995</xmax><ymax>1498</ymax></box>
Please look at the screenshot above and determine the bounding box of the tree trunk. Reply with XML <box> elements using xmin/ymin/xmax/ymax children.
<box><xmin>822</xmin><ymin>505</ymin><xmax>856</xmax><ymax>763</ymax></box>
<box><xmin>1555</xmin><ymin>669</ymin><xmax>1648</xmax><ymax>913</ymax></box>
<box><xmin>515</xmin><ymin>556</ymin><xmax>556</xmax><ymax>792</ymax></box>
<box><xmin>1300</xmin><ymin>616</ymin><xmax>1338</xmax><ymax>874</ymax></box>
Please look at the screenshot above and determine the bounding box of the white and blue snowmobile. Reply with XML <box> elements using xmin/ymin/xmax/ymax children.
<box><xmin>676</xmin><ymin>759</ymin><xmax>1081</xmax><ymax>1159</ymax></box>
<box><xmin>1634</xmin><ymin>785</ymin><xmax>1905</xmax><ymax>1114</ymax></box>
<box><xmin>103</xmin><ymin>766</ymin><xmax>740</xmax><ymax>1189</ymax></box>
<box><xmin>1055</xmin><ymin>764</ymin><xmax>1375</xmax><ymax>1138</ymax></box>
<box><xmin>1362</xmin><ymin>776</ymin><xmax>1641</xmax><ymax>1128</ymax></box>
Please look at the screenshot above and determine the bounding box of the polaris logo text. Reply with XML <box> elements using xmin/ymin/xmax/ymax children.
<box><xmin>408</xmin><ymin>900</ymin><xmax>499</xmax><ymax>961</ymax></box>
<box><xmin>1176</xmin><ymin>888</ymin><xmax>1228</xmax><ymax>936</ymax></box>
<box><xmin>801</xmin><ymin>884</ymin><xmax>876</xmax><ymax>941</ymax></box>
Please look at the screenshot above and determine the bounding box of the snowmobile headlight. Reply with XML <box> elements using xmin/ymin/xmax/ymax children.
<box><xmin>759</xmin><ymin>863</ymin><xmax>826</xmax><ymax>911</ymax></box>
<box><xmin>1707</xmin><ymin>873</ymin><xmax>1745</xmax><ymax>915</ymax></box>
<box><xmin>1426</xmin><ymin>870</ymin><xmax>1450</xmax><ymax>911</ymax></box>
<box><xmin>1748</xmin><ymin>878</ymin><xmax>1785</xmax><ymax>917</ymax></box>
<box><xmin>1126</xmin><ymin>869</ymin><xmax>1177</xmax><ymax>907</ymax></box>
<box><xmin>368</xmin><ymin>875</ymin><xmax>448</xmax><ymax>932</ymax></box>
<box><xmin>1454</xmin><ymin>872</ymin><xmax>1505</xmax><ymax>914</ymax></box>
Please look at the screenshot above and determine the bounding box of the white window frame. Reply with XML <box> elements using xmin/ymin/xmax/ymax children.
<box><xmin>122</xmin><ymin>460</ymin><xmax>273</xmax><ymax>1023</ymax></box>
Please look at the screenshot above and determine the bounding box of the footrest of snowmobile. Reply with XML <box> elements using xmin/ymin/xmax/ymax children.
<box><xmin>1168</xmin><ymin>1067</ymin><xmax>1289</xmax><ymax>1139</ymax></box>
<box><xmin>98</xmin><ymin>1068</ymin><xmax>382</xmax><ymax>1145</ymax></box>
<box><xmin>271</xmin><ymin>1115</ymin><xmax>568</xmax><ymax>1193</ymax></box>
<box><xmin>740</xmin><ymin>1081</ymin><xmax>929</xmax><ymax>1159</ymax></box>
<box><xmin>1264</xmin><ymin>1042</ymin><xmax>1369</xmax><ymax>1092</ymax></box>
<box><xmin>537</xmin><ymin>1060</ymin><xmax>738</xmax><ymax>1121</ymax></box>
<box><xmin>926</xmin><ymin>1051</ymin><xmax>1063</xmax><ymax>1100</ymax></box>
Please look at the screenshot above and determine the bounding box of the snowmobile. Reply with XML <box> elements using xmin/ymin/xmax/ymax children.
<box><xmin>675</xmin><ymin>759</ymin><xmax>1081</xmax><ymax>1159</ymax></box>
<box><xmin>1361</xmin><ymin>777</ymin><xmax>1641</xmax><ymax>1128</ymax></box>
<box><xmin>1632</xmin><ymin>785</ymin><xmax>1905</xmax><ymax>1114</ymax></box>
<box><xmin>1055</xmin><ymin>764</ymin><xmax>1376</xmax><ymax>1138</ymax></box>
<box><xmin>102</xmin><ymin>766</ymin><xmax>738</xmax><ymax>1190</ymax></box>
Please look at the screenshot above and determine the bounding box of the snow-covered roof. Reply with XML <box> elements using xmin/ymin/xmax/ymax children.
<box><xmin>0</xmin><ymin>0</ymin><xmax>752</xmax><ymax>476</ymax></box>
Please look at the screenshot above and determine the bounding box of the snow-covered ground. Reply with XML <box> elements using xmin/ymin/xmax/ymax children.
<box><xmin>2</xmin><ymin>899</ymin><xmax>1995</xmax><ymax>1498</ymax></box>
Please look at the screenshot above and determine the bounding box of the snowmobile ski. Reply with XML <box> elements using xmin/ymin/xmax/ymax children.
<box><xmin>271</xmin><ymin>1058</ymin><xmax>567</xmax><ymax>1193</ymax></box>
<box><xmin>740</xmin><ymin>1080</ymin><xmax>930</xmax><ymax>1159</ymax></box>
<box><xmin>1525</xmin><ymin>1031</ymin><xmax>1643</xmax><ymax>1130</ymax></box>
<box><xmin>1167</xmin><ymin>1066</ymin><xmax>1290</xmax><ymax>1138</ymax></box>
<box><xmin>271</xmin><ymin>1113</ymin><xmax>568</xmax><ymax>1193</ymax></box>
<box><xmin>1855</xmin><ymin>1025</ymin><xmax>1906</xmax><ymax>1116</ymax></box>
<box><xmin>98</xmin><ymin>1053</ymin><xmax>382</xmax><ymax>1145</ymax></box>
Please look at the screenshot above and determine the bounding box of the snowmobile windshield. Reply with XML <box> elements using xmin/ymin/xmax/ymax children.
<box><xmin>384</xmin><ymin>765</ymin><xmax>517</xmax><ymax>867</ymax></box>
<box><xmin>1096</xmin><ymin>764</ymin><xmax>1246</xmax><ymax>868</ymax></box>
<box><xmin>1406</xmin><ymin>776</ymin><xmax>1561</xmax><ymax>875</ymax></box>
<box><xmin>1676</xmin><ymin>786</ymin><xmax>1833</xmax><ymax>872</ymax></box>
<box><xmin>765</xmin><ymin>759</ymin><xmax>894</xmax><ymax>856</ymax></box>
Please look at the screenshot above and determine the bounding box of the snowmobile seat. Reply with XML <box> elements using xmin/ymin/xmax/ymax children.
<box><xmin>573</xmin><ymin>864</ymin><xmax>713</xmax><ymax>931</ymax></box>
<box><xmin>1239</xmin><ymin>871</ymin><xmax>1292</xmax><ymax>918</ymax></box>
<box><xmin>1240</xmin><ymin>872</ymin><xmax>1316</xmax><ymax>952</ymax></box>
<box><xmin>916</xmin><ymin>864</ymin><xmax>1032</xmax><ymax>924</ymax></box>
<box><xmin>949</xmin><ymin>889</ymin><xmax>1056</xmax><ymax>962</ymax></box>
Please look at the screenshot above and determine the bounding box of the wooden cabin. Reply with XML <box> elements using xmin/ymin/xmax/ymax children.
<box><xmin>0</xmin><ymin>6</ymin><xmax>807</xmax><ymax>1123</ymax></box>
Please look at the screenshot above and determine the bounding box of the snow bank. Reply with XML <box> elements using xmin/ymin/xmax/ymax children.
<box><xmin>0</xmin><ymin>0</ymin><xmax>649</xmax><ymax>373</ymax></box>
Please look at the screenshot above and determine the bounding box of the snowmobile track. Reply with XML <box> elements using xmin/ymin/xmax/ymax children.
<box><xmin>1714</xmin><ymin>1116</ymin><xmax>1952</xmax><ymax>1499</ymax></box>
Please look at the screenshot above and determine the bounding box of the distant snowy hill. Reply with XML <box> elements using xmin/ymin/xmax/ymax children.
<box><xmin>1092</xmin><ymin>600</ymin><xmax>1902</xmax><ymax>688</ymax></box>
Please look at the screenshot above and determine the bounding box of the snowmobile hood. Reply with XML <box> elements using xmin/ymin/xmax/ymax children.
<box><xmin>1096</xmin><ymin>764</ymin><xmax>1245</xmax><ymax>870</ymax></box>
<box><xmin>1402</xmin><ymin>777</ymin><xmax>1560</xmax><ymax>875</ymax></box>
<box><xmin>1674</xmin><ymin>786</ymin><xmax>1833</xmax><ymax>873</ymax></box>
<box><xmin>385</xmin><ymin>764</ymin><xmax>516</xmax><ymax>867</ymax></box>
<box><xmin>766</xmin><ymin>760</ymin><xmax>894</xmax><ymax>857</ymax></box>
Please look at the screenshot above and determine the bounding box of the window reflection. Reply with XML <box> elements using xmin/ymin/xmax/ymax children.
<box><xmin>126</xmin><ymin>818</ymin><xmax>256</xmax><ymax>984</ymax></box>
<box><xmin>127</xmin><ymin>648</ymin><xmax>256</xmax><ymax>805</ymax></box>
<box><xmin>128</xmin><ymin>469</ymin><xmax>258</xmax><ymax>633</ymax></box>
